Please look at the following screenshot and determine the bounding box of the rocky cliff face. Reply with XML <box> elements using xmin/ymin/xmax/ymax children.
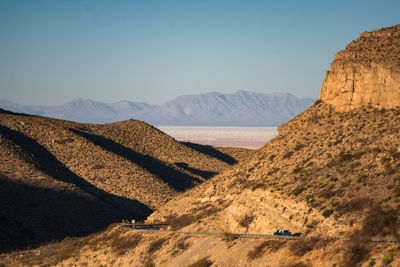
<box><xmin>320</xmin><ymin>24</ymin><xmax>400</xmax><ymax>111</ymax></box>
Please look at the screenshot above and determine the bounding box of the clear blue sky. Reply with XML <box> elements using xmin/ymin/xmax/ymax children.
<box><xmin>1</xmin><ymin>0</ymin><xmax>399</xmax><ymax>105</ymax></box>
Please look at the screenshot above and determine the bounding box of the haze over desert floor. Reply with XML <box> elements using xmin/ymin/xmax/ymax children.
<box><xmin>156</xmin><ymin>126</ymin><xmax>278</xmax><ymax>149</ymax></box>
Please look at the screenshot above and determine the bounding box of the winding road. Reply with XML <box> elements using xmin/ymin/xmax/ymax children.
<box><xmin>120</xmin><ymin>224</ymin><xmax>398</xmax><ymax>243</ymax></box>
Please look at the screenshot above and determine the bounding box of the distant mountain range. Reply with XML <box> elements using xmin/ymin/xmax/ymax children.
<box><xmin>0</xmin><ymin>91</ymin><xmax>314</xmax><ymax>126</ymax></box>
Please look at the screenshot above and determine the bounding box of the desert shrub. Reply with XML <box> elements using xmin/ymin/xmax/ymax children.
<box><xmin>340</xmin><ymin>180</ymin><xmax>350</xmax><ymax>187</ymax></box>
<box><xmin>318</xmin><ymin>188</ymin><xmax>336</xmax><ymax>199</ymax></box>
<box><xmin>249</xmin><ymin>181</ymin><xmax>267</xmax><ymax>191</ymax></box>
<box><xmin>341</xmin><ymin>205</ymin><xmax>400</xmax><ymax>266</ymax></box>
<box><xmin>222</xmin><ymin>232</ymin><xmax>239</xmax><ymax>242</ymax></box>
<box><xmin>390</xmin><ymin>151</ymin><xmax>400</xmax><ymax>159</ymax></box>
<box><xmin>384</xmin><ymin>250</ymin><xmax>394</xmax><ymax>264</ymax></box>
<box><xmin>292</xmin><ymin>166</ymin><xmax>302</xmax><ymax>174</ymax></box>
<box><xmin>229</xmin><ymin>177</ymin><xmax>247</xmax><ymax>188</ymax></box>
<box><xmin>368</xmin><ymin>258</ymin><xmax>376</xmax><ymax>266</ymax></box>
<box><xmin>50</xmin><ymin>237</ymin><xmax>86</xmax><ymax>264</ymax></box>
<box><xmin>355</xmin><ymin>205</ymin><xmax>399</xmax><ymax>239</ymax></box>
<box><xmin>322</xmin><ymin>209</ymin><xmax>334</xmax><ymax>218</ymax></box>
<box><xmin>292</xmin><ymin>186</ymin><xmax>306</xmax><ymax>196</ymax></box>
<box><xmin>110</xmin><ymin>234</ymin><xmax>141</xmax><ymax>255</ymax></box>
<box><xmin>282</xmin><ymin>151</ymin><xmax>294</xmax><ymax>159</ymax></box>
<box><xmin>335</xmin><ymin>198</ymin><xmax>372</xmax><ymax>216</ymax></box>
<box><xmin>294</xmin><ymin>143</ymin><xmax>305</xmax><ymax>151</ymax></box>
<box><xmin>384</xmin><ymin>164</ymin><xmax>396</xmax><ymax>175</ymax></box>
<box><xmin>314</xmin><ymin>99</ymin><xmax>323</xmax><ymax>105</ymax></box>
<box><xmin>165</xmin><ymin>214</ymin><xmax>195</xmax><ymax>230</ymax></box>
<box><xmin>19</xmin><ymin>235</ymin><xmax>93</xmax><ymax>266</ymax></box>
<box><xmin>54</xmin><ymin>138</ymin><xmax>74</xmax><ymax>144</ymax></box>
<box><xmin>326</xmin><ymin>159</ymin><xmax>338</xmax><ymax>167</ymax></box>
<box><xmin>340</xmin><ymin>153</ymin><xmax>354</xmax><ymax>161</ymax></box>
<box><xmin>92</xmin><ymin>164</ymin><xmax>105</xmax><ymax>169</ymax></box>
<box><xmin>247</xmin><ymin>241</ymin><xmax>269</xmax><ymax>259</ymax></box>
<box><xmin>304</xmin><ymin>221</ymin><xmax>319</xmax><ymax>233</ymax></box>
<box><xmin>190</xmin><ymin>203</ymin><xmax>214</xmax><ymax>213</ymax></box>
<box><xmin>239</xmin><ymin>214</ymin><xmax>255</xmax><ymax>228</ymax></box>
<box><xmin>356</xmin><ymin>174</ymin><xmax>368</xmax><ymax>184</ymax></box>
<box><xmin>283</xmin><ymin>263</ymin><xmax>308</xmax><ymax>267</ymax></box>
<box><xmin>267</xmin><ymin>167</ymin><xmax>280</xmax><ymax>175</ymax></box>
<box><xmin>175</xmin><ymin>239</ymin><xmax>189</xmax><ymax>251</ymax></box>
<box><xmin>326</xmin><ymin>151</ymin><xmax>364</xmax><ymax>167</ymax></box>
<box><xmin>340</xmin><ymin>151</ymin><xmax>364</xmax><ymax>162</ymax></box>
<box><xmin>350</xmin><ymin>162</ymin><xmax>361</xmax><ymax>168</ymax></box>
<box><xmin>144</xmin><ymin>260</ymin><xmax>155</xmax><ymax>267</ymax></box>
<box><xmin>188</xmin><ymin>257</ymin><xmax>213</xmax><ymax>267</ymax></box>
<box><xmin>147</xmin><ymin>238</ymin><xmax>167</xmax><ymax>254</ymax></box>
<box><xmin>288</xmin><ymin>238</ymin><xmax>318</xmax><ymax>256</ymax></box>
<box><xmin>247</xmin><ymin>240</ymin><xmax>284</xmax><ymax>260</ymax></box>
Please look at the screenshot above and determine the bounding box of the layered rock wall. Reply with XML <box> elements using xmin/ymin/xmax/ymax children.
<box><xmin>320</xmin><ymin>25</ymin><xmax>400</xmax><ymax>111</ymax></box>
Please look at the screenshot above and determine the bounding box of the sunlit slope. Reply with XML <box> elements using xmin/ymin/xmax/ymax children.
<box><xmin>3</xmin><ymin>24</ymin><xmax>400</xmax><ymax>267</ymax></box>
<box><xmin>150</xmin><ymin>102</ymin><xmax>400</xmax><ymax>236</ymax></box>
<box><xmin>4</xmin><ymin>101</ymin><xmax>400</xmax><ymax>267</ymax></box>
<box><xmin>0</xmin><ymin>108</ymin><xmax>252</xmax><ymax>252</ymax></box>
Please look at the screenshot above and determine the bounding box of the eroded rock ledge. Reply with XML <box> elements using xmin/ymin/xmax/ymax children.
<box><xmin>319</xmin><ymin>24</ymin><xmax>400</xmax><ymax>111</ymax></box>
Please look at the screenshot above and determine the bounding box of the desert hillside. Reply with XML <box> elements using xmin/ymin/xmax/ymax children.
<box><xmin>1</xmin><ymin>25</ymin><xmax>400</xmax><ymax>267</ymax></box>
<box><xmin>149</xmin><ymin>100</ymin><xmax>400</xmax><ymax>231</ymax></box>
<box><xmin>0</xmin><ymin>109</ymin><xmax>252</xmax><ymax>252</ymax></box>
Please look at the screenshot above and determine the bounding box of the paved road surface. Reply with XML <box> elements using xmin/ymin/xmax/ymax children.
<box><xmin>120</xmin><ymin>224</ymin><xmax>398</xmax><ymax>243</ymax></box>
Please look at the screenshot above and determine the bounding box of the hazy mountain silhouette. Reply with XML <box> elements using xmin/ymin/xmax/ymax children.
<box><xmin>0</xmin><ymin>91</ymin><xmax>313</xmax><ymax>125</ymax></box>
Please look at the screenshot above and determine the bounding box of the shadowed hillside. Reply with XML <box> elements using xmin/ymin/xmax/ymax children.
<box><xmin>0</xmin><ymin>109</ymin><xmax>252</xmax><ymax>252</ymax></box>
<box><xmin>3</xmin><ymin>23</ymin><xmax>399</xmax><ymax>267</ymax></box>
<box><xmin>7</xmin><ymin>24</ymin><xmax>396</xmax><ymax>267</ymax></box>
<box><xmin>4</xmin><ymin>103</ymin><xmax>400</xmax><ymax>266</ymax></box>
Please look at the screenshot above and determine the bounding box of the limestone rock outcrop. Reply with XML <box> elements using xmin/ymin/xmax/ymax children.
<box><xmin>320</xmin><ymin>24</ymin><xmax>400</xmax><ymax>111</ymax></box>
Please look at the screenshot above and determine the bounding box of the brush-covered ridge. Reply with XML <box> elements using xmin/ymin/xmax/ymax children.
<box><xmin>0</xmin><ymin>109</ymin><xmax>251</xmax><ymax>252</ymax></box>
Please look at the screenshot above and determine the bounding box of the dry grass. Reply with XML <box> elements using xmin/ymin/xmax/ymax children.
<box><xmin>171</xmin><ymin>237</ymin><xmax>191</xmax><ymax>256</ymax></box>
<box><xmin>335</xmin><ymin>24</ymin><xmax>400</xmax><ymax>68</ymax></box>
<box><xmin>3</xmin><ymin>25</ymin><xmax>400</xmax><ymax>265</ymax></box>
<box><xmin>288</xmin><ymin>238</ymin><xmax>320</xmax><ymax>257</ymax></box>
<box><xmin>188</xmin><ymin>257</ymin><xmax>213</xmax><ymax>267</ymax></box>
<box><xmin>339</xmin><ymin>204</ymin><xmax>400</xmax><ymax>267</ymax></box>
<box><xmin>0</xmin><ymin>225</ymin><xmax>129</xmax><ymax>266</ymax></box>
<box><xmin>283</xmin><ymin>263</ymin><xmax>308</xmax><ymax>267</ymax></box>
<box><xmin>242</xmin><ymin>102</ymin><xmax>400</xmax><ymax>220</ymax></box>
<box><xmin>148</xmin><ymin>101</ymin><xmax>400</xmax><ymax>265</ymax></box>
<box><xmin>247</xmin><ymin>241</ymin><xmax>269</xmax><ymax>259</ymax></box>
<box><xmin>247</xmin><ymin>240</ymin><xmax>284</xmax><ymax>260</ymax></box>
<box><xmin>110</xmin><ymin>234</ymin><xmax>141</xmax><ymax>255</ymax></box>
<box><xmin>0</xmin><ymin>110</ymin><xmax>251</xmax><ymax>252</ymax></box>
<box><xmin>164</xmin><ymin>205</ymin><xmax>221</xmax><ymax>230</ymax></box>
<box><xmin>238</xmin><ymin>214</ymin><xmax>255</xmax><ymax>228</ymax></box>
<box><xmin>147</xmin><ymin>238</ymin><xmax>168</xmax><ymax>255</ymax></box>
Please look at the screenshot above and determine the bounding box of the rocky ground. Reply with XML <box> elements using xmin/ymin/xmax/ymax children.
<box><xmin>1</xmin><ymin>24</ymin><xmax>400</xmax><ymax>267</ymax></box>
<box><xmin>0</xmin><ymin>109</ymin><xmax>252</xmax><ymax>252</ymax></box>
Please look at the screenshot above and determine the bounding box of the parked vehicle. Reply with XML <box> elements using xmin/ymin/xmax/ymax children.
<box><xmin>273</xmin><ymin>229</ymin><xmax>292</xmax><ymax>236</ymax></box>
